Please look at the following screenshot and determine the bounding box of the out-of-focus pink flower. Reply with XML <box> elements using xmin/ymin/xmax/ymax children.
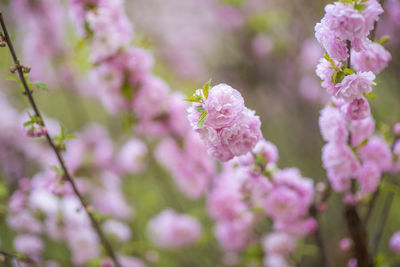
<box><xmin>253</xmin><ymin>139</ymin><xmax>279</xmax><ymax>164</ymax></box>
<box><xmin>103</xmin><ymin>220</ymin><xmax>132</xmax><ymax>242</ymax></box>
<box><xmin>339</xmin><ymin>237</ymin><xmax>352</xmax><ymax>251</ymax></box>
<box><xmin>147</xmin><ymin>209</ymin><xmax>202</xmax><ymax>249</ymax></box>
<box><xmin>322</xmin><ymin>143</ymin><xmax>360</xmax><ymax>192</ymax></box>
<box><xmin>359</xmin><ymin>136</ymin><xmax>392</xmax><ymax>172</ymax></box>
<box><xmin>394</xmin><ymin>123</ymin><xmax>400</xmax><ymax>136</ymax></box>
<box><xmin>14</xmin><ymin>234</ymin><xmax>43</xmax><ymax>258</ymax></box>
<box><xmin>263</xmin><ymin>232</ymin><xmax>296</xmax><ymax>255</ymax></box>
<box><xmin>273</xmin><ymin>218</ymin><xmax>317</xmax><ymax>238</ymax></box>
<box><xmin>66</xmin><ymin>227</ymin><xmax>100</xmax><ymax>265</ymax></box>
<box><xmin>207</xmin><ymin>176</ymin><xmax>246</xmax><ymax>221</ymax></box>
<box><xmin>319</xmin><ymin>106</ymin><xmax>348</xmax><ymax>143</ymax></box>
<box><xmin>117</xmin><ymin>138</ymin><xmax>148</xmax><ymax>174</ymax></box>
<box><xmin>214</xmin><ymin>214</ymin><xmax>254</xmax><ymax>251</ymax></box>
<box><xmin>350</xmin><ymin>116</ymin><xmax>375</xmax><ymax>147</ymax></box>
<box><xmin>358</xmin><ymin>161</ymin><xmax>381</xmax><ymax>194</ymax></box>
<box><xmin>252</xmin><ymin>34</ymin><xmax>274</xmax><ymax>58</ymax></box>
<box><xmin>390</xmin><ymin>231</ymin><xmax>400</xmax><ymax>253</ymax></box>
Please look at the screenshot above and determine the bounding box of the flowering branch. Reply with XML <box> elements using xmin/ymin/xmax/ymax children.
<box><xmin>0</xmin><ymin>13</ymin><xmax>122</xmax><ymax>267</ymax></box>
<box><xmin>0</xmin><ymin>250</ymin><xmax>39</xmax><ymax>267</ymax></box>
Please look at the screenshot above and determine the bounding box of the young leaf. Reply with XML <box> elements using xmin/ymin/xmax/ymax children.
<box><xmin>33</xmin><ymin>82</ymin><xmax>49</xmax><ymax>91</ymax></box>
<box><xmin>184</xmin><ymin>95</ymin><xmax>202</xmax><ymax>103</ymax></box>
<box><xmin>378</xmin><ymin>36</ymin><xmax>391</xmax><ymax>45</ymax></box>
<box><xmin>197</xmin><ymin>111</ymin><xmax>207</xmax><ymax>128</ymax></box>
<box><xmin>363</xmin><ymin>92</ymin><xmax>377</xmax><ymax>98</ymax></box>
<box><xmin>343</xmin><ymin>68</ymin><xmax>355</xmax><ymax>75</ymax></box>
<box><xmin>202</xmin><ymin>79</ymin><xmax>212</xmax><ymax>99</ymax></box>
<box><xmin>6</xmin><ymin>76</ymin><xmax>20</xmax><ymax>83</ymax></box>
<box><xmin>195</xmin><ymin>106</ymin><xmax>206</xmax><ymax>113</ymax></box>
<box><xmin>354</xmin><ymin>4</ymin><xmax>366</xmax><ymax>12</ymax></box>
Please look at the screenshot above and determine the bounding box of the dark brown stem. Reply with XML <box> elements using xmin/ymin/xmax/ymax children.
<box><xmin>345</xmin><ymin>204</ymin><xmax>373</xmax><ymax>267</ymax></box>
<box><xmin>372</xmin><ymin>192</ymin><xmax>394</xmax><ymax>255</ymax></box>
<box><xmin>363</xmin><ymin>186</ymin><xmax>379</xmax><ymax>225</ymax></box>
<box><xmin>310</xmin><ymin>204</ymin><xmax>330</xmax><ymax>267</ymax></box>
<box><xmin>346</xmin><ymin>40</ymin><xmax>352</xmax><ymax>69</ymax></box>
<box><xmin>369</xmin><ymin>0</ymin><xmax>386</xmax><ymax>40</ymax></box>
<box><xmin>0</xmin><ymin>250</ymin><xmax>40</xmax><ymax>267</ymax></box>
<box><xmin>0</xmin><ymin>13</ymin><xmax>122</xmax><ymax>267</ymax></box>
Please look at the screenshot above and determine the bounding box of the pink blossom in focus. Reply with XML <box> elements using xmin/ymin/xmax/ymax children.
<box><xmin>315</xmin><ymin>19</ymin><xmax>349</xmax><ymax>61</ymax></box>
<box><xmin>351</xmin><ymin>42</ymin><xmax>392</xmax><ymax>74</ymax></box>
<box><xmin>204</xmin><ymin>84</ymin><xmax>245</xmax><ymax>129</ymax></box>
<box><xmin>335</xmin><ymin>72</ymin><xmax>376</xmax><ymax>102</ymax></box>
<box><xmin>341</xmin><ymin>97</ymin><xmax>371</xmax><ymax>121</ymax></box>
<box><xmin>324</xmin><ymin>2</ymin><xmax>367</xmax><ymax>41</ymax></box>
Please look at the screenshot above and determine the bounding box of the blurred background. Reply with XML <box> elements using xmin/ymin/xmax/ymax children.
<box><xmin>0</xmin><ymin>0</ymin><xmax>399</xmax><ymax>266</ymax></box>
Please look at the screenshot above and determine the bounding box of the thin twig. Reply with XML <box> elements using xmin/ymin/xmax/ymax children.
<box><xmin>0</xmin><ymin>13</ymin><xmax>122</xmax><ymax>267</ymax></box>
<box><xmin>0</xmin><ymin>250</ymin><xmax>40</xmax><ymax>267</ymax></box>
<box><xmin>372</xmin><ymin>192</ymin><xmax>394</xmax><ymax>255</ymax></box>
<box><xmin>310</xmin><ymin>204</ymin><xmax>330</xmax><ymax>267</ymax></box>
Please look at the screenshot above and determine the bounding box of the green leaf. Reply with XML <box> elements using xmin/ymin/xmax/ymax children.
<box><xmin>195</xmin><ymin>106</ymin><xmax>206</xmax><ymax>113</ymax></box>
<box><xmin>51</xmin><ymin>165</ymin><xmax>64</xmax><ymax>177</ymax></box>
<box><xmin>378</xmin><ymin>36</ymin><xmax>391</xmax><ymax>45</ymax></box>
<box><xmin>197</xmin><ymin>111</ymin><xmax>207</xmax><ymax>128</ymax></box>
<box><xmin>363</xmin><ymin>92</ymin><xmax>377</xmax><ymax>98</ymax></box>
<box><xmin>184</xmin><ymin>95</ymin><xmax>202</xmax><ymax>103</ymax></box>
<box><xmin>343</xmin><ymin>68</ymin><xmax>355</xmax><ymax>75</ymax></box>
<box><xmin>33</xmin><ymin>82</ymin><xmax>49</xmax><ymax>91</ymax></box>
<box><xmin>6</xmin><ymin>76</ymin><xmax>20</xmax><ymax>83</ymax></box>
<box><xmin>354</xmin><ymin>4</ymin><xmax>366</xmax><ymax>12</ymax></box>
<box><xmin>336</xmin><ymin>71</ymin><xmax>345</xmax><ymax>83</ymax></box>
<box><xmin>202</xmin><ymin>79</ymin><xmax>212</xmax><ymax>99</ymax></box>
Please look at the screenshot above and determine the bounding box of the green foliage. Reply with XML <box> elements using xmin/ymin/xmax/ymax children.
<box><xmin>363</xmin><ymin>92</ymin><xmax>378</xmax><ymax>98</ymax></box>
<box><xmin>53</xmin><ymin>125</ymin><xmax>76</xmax><ymax>151</ymax></box>
<box><xmin>7</xmin><ymin>74</ymin><xmax>48</xmax><ymax>92</ymax></box>
<box><xmin>202</xmin><ymin>79</ymin><xmax>212</xmax><ymax>100</ymax></box>
<box><xmin>24</xmin><ymin>113</ymin><xmax>42</xmax><ymax>127</ymax></box>
<box><xmin>378</xmin><ymin>36</ymin><xmax>391</xmax><ymax>45</ymax></box>
<box><xmin>197</xmin><ymin>111</ymin><xmax>207</xmax><ymax>128</ymax></box>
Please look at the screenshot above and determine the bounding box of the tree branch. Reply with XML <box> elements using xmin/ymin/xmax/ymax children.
<box><xmin>0</xmin><ymin>250</ymin><xmax>40</xmax><ymax>267</ymax></box>
<box><xmin>0</xmin><ymin>13</ymin><xmax>122</xmax><ymax>267</ymax></box>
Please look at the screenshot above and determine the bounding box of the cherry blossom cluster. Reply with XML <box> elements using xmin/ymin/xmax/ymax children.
<box><xmin>315</xmin><ymin>0</ymin><xmax>398</xmax><ymax>198</ymax></box>
<box><xmin>187</xmin><ymin>82</ymin><xmax>262</xmax><ymax>161</ymax></box>
<box><xmin>205</xmin><ymin>139</ymin><xmax>316</xmax><ymax>266</ymax></box>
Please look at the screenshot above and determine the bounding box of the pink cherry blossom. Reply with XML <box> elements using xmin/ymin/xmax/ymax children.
<box><xmin>335</xmin><ymin>72</ymin><xmax>376</xmax><ymax>102</ymax></box>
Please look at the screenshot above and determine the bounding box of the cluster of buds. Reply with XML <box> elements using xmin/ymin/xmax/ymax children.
<box><xmin>25</xmin><ymin>125</ymin><xmax>47</xmax><ymax>137</ymax></box>
<box><xmin>10</xmin><ymin>64</ymin><xmax>31</xmax><ymax>74</ymax></box>
<box><xmin>24</xmin><ymin>114</ymin><xmax>47</xmax><ymax>138</ymax></box>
